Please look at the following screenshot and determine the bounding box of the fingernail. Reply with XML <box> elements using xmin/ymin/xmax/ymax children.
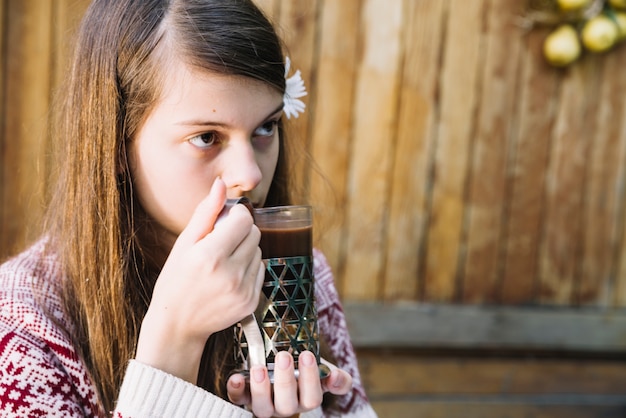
<box><xmin>277</xmin><ymin>352</ymin><xmax>292</xmax><ymax>370</ymax></box>
<box><xmin>300</xmin><ymin>351</ymin><xmax>315</xmax><ymax>367</ymax></box>
<box><xmin>230</xmin><ymin>378</ymin><xmax>242</xmax><ymax>389</ymax></box>
<box><xmin>252</xmin><ymin>367</ymin><xmax>266</xmax><ymax>383</ymax></box>
<box><xmin>332</xmin><ymin>373</ymin><xmax>344</xmax><ymax>389</ymax></box>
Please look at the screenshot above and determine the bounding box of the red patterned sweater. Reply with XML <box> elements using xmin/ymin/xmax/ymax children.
<box><xmin>0</xmin><ymin>240</ymin><xmax>377</xmax><ymax>417</ymax></box>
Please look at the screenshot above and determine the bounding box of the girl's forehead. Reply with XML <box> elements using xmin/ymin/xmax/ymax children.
<box><xmin>148</xmin><ymin>63</ymin><xmax>283</xmax><ymax>126</ymax></box>
<box><xmin>159</xmin><ymin>61</ymin><xmax>280</xmax><ymax>103</ymax></box>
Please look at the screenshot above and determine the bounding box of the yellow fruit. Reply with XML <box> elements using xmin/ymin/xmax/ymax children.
<box><xmin>543</xmin><ymin>25</ymin><xmax>581</xmax><ymax>67</ymax></box>
<box><xmin>582</xmin><ymin>15</ymin><xmax>619</xmax><ymax>52</ymax></box>
<box><xmin>557</xmin><ymin>0</ymin><xmax>591</xmax><ymax>11</ymax></box>
<box><xmin>614</xmin><ymin>12</ymin><xmax>626</xmax><ymax>39</ymax></box>
<box><xmin>609</xmin><ymin>0</ymin><xmax>626</xmax><ymax>10</ymax></box>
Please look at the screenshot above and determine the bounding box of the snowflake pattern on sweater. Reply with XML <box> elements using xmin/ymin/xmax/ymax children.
<box><xmin>0</xmin><ymin>240</ymin><xmax>376</xmax><ymax>417</ymax></box>
<box><xmin>0</xmin><ymin>242</ymin><xmax>101</xmax><ymax>416</ymax></box>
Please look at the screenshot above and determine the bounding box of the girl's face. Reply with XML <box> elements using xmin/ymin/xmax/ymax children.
<box><xmin>129</xmin><ymin>63</ymin><xmax>283</xmax><ymax>247</ymax></box>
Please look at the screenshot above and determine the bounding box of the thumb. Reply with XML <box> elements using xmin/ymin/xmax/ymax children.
<box><xmin>227</xmin><ymin>373</ymin><xmax>250</xmax><ymax>406</ymax></box>
<box><xmin>177</xmin><ymin>177</ymin><xmax>227</xmax><ymax>245</ymax></box>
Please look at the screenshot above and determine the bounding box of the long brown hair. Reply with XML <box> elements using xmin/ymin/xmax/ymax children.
<box><xmin>45</xmin><ymin>0</ymin><xmax>291</xmax><ymax>413</ymax></box>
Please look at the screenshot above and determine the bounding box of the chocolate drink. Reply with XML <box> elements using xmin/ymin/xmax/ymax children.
<box><xmin>258</xmin><ymin>224</ymin><xmax>312</xmax><ymax>259</ymax></box>
<box><xmin>258</xmin><ymin>224</ymin><xmax>313</xmax><ymax>326</ymax></box>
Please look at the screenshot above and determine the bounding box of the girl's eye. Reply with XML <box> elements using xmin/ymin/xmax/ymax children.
<box><xmin>189</xmin><ymin>132</ymin><xmax>220</xmax><ymax>149</ymax></box>
<box><xmin>254</xmin><ymin>120</ymin><xmax>278</xmax><ymax>137</ymax></box>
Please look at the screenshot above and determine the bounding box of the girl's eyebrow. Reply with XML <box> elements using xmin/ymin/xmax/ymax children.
<box><xmin>176</xmin><ymin>103</ymin><xmax>285</xmax><ymax>127</ymax></box>
<box><xmin>263</xmin><ymin>103</ymin><xmax>285</xmax><ymax>120</ymax></box>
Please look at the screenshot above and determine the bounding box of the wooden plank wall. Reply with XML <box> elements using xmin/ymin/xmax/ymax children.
<box><xmin>3</xmin><ymin>1</ymin><xmax>626</xmax><ymax>306</ymax></box>
<box><xmin>260</xmin><ymin>0</ymin><xmax>626</xmax><ymax>309</ymax></box>
<box><xmin>0</xmin><ymin>0</ymin><xmax>89</xmax><ymax>257</ymax></box>
<box><xmin>358</xmin><ymin>348</ymin><xmax>626</xmax><ymax>417</ymax></box>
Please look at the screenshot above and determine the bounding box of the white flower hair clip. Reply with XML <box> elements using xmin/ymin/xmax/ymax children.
<box><xmin>283</xmin><ymin>57</ymin><xmax>307</xmax><ymax>119</ymax></box>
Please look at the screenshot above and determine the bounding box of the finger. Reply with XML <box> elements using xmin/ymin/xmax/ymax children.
<box><xmin>322</xmin><ymin>367</ymin><xmax>353</xmax><ymax>396</ymax></box>
<box><xmin>177</xmin><ymin>177</ymin><xmax>227</xmax><ymax>245</ymax></box>
<box><xmin>239</xmin><ymin>225</ymin><xmax>262</xmax><ymax>280</ymax></box>
<box><xmin>272</xmin><ymin>352</ymin><xmax>299</xmax><ymax>416</ymax></box>
<box><xmin>204</xmin><ymin>204</ymin><xmax>256</xmax><ymax>255</ymax></box>
<box><xmin>242</xmin><ymin>254</ymin><xmax>265</xmax><ymax>312</ymax></box>
<box><xmin>226</xmin><ymin>373</ymin><xmax>250</xmax><ymax>406</ymax></box>
<box><xmin>255</xmin><ymin>253</ymin><xmax>266</xmax><ymax>288</ymax></box>
<box><xmin>296</xmin><ymin>351</ymin><xmax>324</xmax><ymax>410</ymax></box>
<box><xmin>249</xmin><ymin>366</ymin><xmax>274</xmax><ymax>418</ymax></box>
<box><xmin>214</xmin><ymin>200</ymin><xmax>255</xmax><ymax>234</ymax></box>
<box><xmin>239</xmin><ymin>244</ymin><xmax>263</xmax><ymax>305</ymax></box>
<box><xmin>228</xmin><ymin>211</ymin><xmax>260</xmax><ymax>259</ymax></box>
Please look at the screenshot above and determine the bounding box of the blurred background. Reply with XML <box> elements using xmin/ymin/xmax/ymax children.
<box><xmin>2</xmin><ymin>0</ymin><xmax>626</xmax><ymax>416</ymax></box>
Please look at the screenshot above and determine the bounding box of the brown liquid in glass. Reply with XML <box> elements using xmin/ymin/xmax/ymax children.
<box><xmin>258</xmin><ymin>225</ymin><xmax>312</xmax><ymax>259</ymax></box>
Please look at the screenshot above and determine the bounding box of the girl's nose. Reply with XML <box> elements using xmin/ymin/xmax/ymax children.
<box><xmin>220</xmin><ymin>140</ymin><xmax>262</xmax><ymax>193</ymax></box>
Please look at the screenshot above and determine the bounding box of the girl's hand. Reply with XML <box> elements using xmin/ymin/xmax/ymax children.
<box><xmin>135</xmin><ymin>178</ymin><xmax>265</xmax><ymax>383</ymax></box>
<box><xmin>226</xmin><ymin>351</ymin><xmax>353</xmax><ymax>418</ymax></box>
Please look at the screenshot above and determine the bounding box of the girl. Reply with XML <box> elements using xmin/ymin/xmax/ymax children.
<box><xmin>0</xmin><ymin>0</ymin><xmax>377</xmax><ymax>417</ymax></box>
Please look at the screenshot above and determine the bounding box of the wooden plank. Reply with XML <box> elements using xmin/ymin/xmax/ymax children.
<box><xmin>308</xmin><ymin>0</ymin><xmax>361</xmax><ymax>292</ymax></box>
<box><xmin>44</xmin><ymin>0</ymin><xmax>90</xmax><ymax>203</ymax></box>
<box><xmin>605</xmin><ymin>47</ymin><xmax>626</xmax><ymax>308</ymax></box>
<box><xmin>360</xmin><ymin>348</ymin><xmax>626</xmax><ymax>417</ymax></box>
<box><xmin>538</xmin><ymin>59</ymin><xmax>602</xmax><ymax>305</ymax></box>
<box><xmin>500</xmin><ymin>28</ymin><xmax>560</xmax><ymax>304</ymax></box>
<box><xmin>579</xmin><ymin>48</ymin><xmax>626</xmax><ymax>307</ymax></box>
<box><xmin>370</xmin><ymin>401</ymin><xmax>626</xmax><ymax>418</ymax></box>
<box><xmin>1</xmin><ymin>0</ymin><xmax>53</xmax><ymax>257</ymax></box>
<box><xmin>275</xmin><ymin>0</ymin><xmax>319</xmax><ymax>200</ymax></box>
<box><xmin>357</xmin><ymin>351</ymin><xmax>626</xmax><ymax>396</ymax></box>
<box><xmin>423</xmin><ymin>0</ymin><xmax>484</xmax><ymax>302</ymax></box>
<box><xmin>364</xmin><ymin>348</ymin><xmax>626</xmax><ymax>418</ymax></box>
<box><xmin>382</xmin><ymin>0</ymin><xmax>444</xmax><ymax>301</ymax></box>
<box><xmin>344</xmin><ymin>302</ymin><xmax>626</xmax><ymax>351</ymax></box>
<box><xmin>0</xmin><ymin>0</ymin><xmax>6</xmax><ymax>260</ymax></box>
<box><xmin>341</xmin><ymin>0</ymin><xmax>403</xmax><ymax>300</ymax></box>
<box><xmin>51</xmin><ymin>0</ymin><xmax>90</xmax><ymax>91</ymax></box>
<box><xmin>616</xmin><ymin>218</ymin><xmax>626</xmax><ymax>304</ymax></box>
<box><xmin>461</xmin><ymin>0</ymin><xmax>525</xmax><ymax>303</ymax></box>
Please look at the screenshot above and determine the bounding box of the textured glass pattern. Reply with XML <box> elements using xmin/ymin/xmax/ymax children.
<box><xmin>235</xmin><ymin>255</ymin><xmax>319</xmax><ymax>372</ymax></box>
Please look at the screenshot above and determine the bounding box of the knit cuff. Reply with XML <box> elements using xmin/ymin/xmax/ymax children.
<box><xmin>115</xmin><ymin>360</ymin><xmax>251</xmax><ymax>418</ymax></box>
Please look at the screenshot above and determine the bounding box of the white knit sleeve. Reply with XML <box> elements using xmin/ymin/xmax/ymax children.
<box><xmin>114</xmin><ymin>360</ymin><xmax>252</xmax><ymax>418</ymax></box>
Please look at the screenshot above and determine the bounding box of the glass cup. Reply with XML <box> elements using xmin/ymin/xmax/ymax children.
<box><xmin>234</xmin><ymin>205</ymin><xmax>329</xmax><ymax>381</ymax></box>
